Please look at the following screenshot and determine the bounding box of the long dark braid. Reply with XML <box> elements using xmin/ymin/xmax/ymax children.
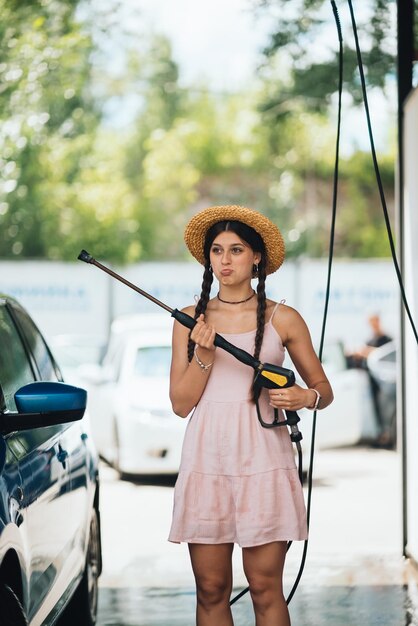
<box><xmin>253</xmin><ymin>254</ymin><xmax>267</xmax><ymax>362</ymax></box>
<box><xmin>187</xmin><ymin>261</ymin><xmax>213</xmax><ymax>362</ymax></box>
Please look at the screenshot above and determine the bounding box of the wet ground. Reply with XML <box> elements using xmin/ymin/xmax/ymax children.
<box><xmin>95</xmin><ymin>447</ymin><xmax>418</xmax><ymax>625</ymax></box>
<box><xmin>96</xmin><ymin>558</ymin><xmax>418</xmax><ymax>626</ymax></box>
<box><xmin>96</xmin><ymin>582</ymin><xmax>418</xmax><ymax>626</ymax></box>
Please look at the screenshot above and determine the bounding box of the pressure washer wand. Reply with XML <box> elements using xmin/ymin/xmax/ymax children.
<box><xmin>78</xmin><ymin>249</ymin><xmax>173</xmax><ymax>313</ymax></box>
<box><xmin>78</xmin><ymin>250</ymin><xmax>301</xmax><ymax>435</ymax></box>
<box><xmin>78</xmin><ymin>249</ymin><xmax>262</xmax><ymax>370</ymax></box>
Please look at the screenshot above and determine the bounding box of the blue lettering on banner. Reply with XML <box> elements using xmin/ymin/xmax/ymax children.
<box><xmin>1</xmin><ymin>284</ymin><xmax>89</xmax><ymax>311</ymax></box>
<box><xmin>313</xmin><ymin>286</ymin><xmax>397</xmax><ymax>313</ymax></box>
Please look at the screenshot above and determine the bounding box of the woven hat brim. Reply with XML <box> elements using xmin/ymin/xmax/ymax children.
<box><xmin>184</xmin><ymin>205</ymin><xmax>285</xmax><ymax>275</ymax></box>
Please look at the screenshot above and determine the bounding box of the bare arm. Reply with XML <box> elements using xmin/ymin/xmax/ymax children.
<box><xmin>269</xmin><ymin>305</ymin><xmax>334</xmax><ymax>411</ymax></box>
<box><xmin>169</xmin><ymin>308</ymin><xmax>217</xmax><ymax>417</ymax></box>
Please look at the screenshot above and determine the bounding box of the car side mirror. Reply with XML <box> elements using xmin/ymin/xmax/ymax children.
<box><xmin>0</xmin><ymin>382</ymin><xmax>87</xmax><ymax>435</ymax></box>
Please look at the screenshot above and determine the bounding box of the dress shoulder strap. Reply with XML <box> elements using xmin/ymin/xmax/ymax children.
<box><xmin>268</xmin><ymin>299</ymin><xmax>286</xmax><ymax>324</ymax></box>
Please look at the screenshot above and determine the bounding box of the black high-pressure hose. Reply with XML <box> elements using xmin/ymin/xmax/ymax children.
<box><xmin>285</xmin><ymin>0</ymin><xmax>418</xmax><ymax>609</ymax></box>
<box><xmin>282</xmin><ymin>0</ymin><xmax>343</xmax><ymax>606</ymax></box>
<box><xmin>347</xmin><ymin>0</ymin><xmax>418</xmax><ymax>346</ymax></box>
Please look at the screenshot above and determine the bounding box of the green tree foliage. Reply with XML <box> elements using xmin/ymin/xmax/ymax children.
<box><xmin>246</xmin><ymin>0</ymin><xmax>396</xmax><ymax>258</ymax></box>
<box><xmin>0</xmin><ymin>0</ymin><xmax>140</xmax><ymax>262</ymax></box>
<box><xmin>256</xmin><ymin>0</ymin><xmax>395</xmax><ymax>114</ymax></box>
<box><xmin>416</xmin><ymin>0</ymin><xmax>418</xmax><ymax>52</ymax></box>
<box><xmin>126</xmin><ymin>84</ymin><xmax>279</xmax><ymax>260</ymax></box>
<box><xmin>38</xmin><ymin>130</ymin><xmax>139</xmax><ymax>262</ymax></box>
<box><xmin>0</xmin><ymin>0</ymin><xmax>395</xmax><ymax>263</ymax></box>
<box><xmin>121</xmin><ymin>36</ymin><xmax>189</xmax><ymax>259</ymax></box>
<box><xmin>0</xmin><ymin>0</ymin><xmax>97</xmax><ymax>258</ymax></box>
<box><xmin>335</xmin><ymin>151</ymin><xmax>395</xmax><ymax>257</ymax></box>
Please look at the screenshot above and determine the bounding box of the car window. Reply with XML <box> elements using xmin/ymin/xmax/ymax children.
<box><xmin>0</xmin><ymin>305</ymin><xmax>36</xmax><ymax>412</ymax></box>
<box><xmin>321</xmin><ymin>341</ymin><xmax>347</xmax><ymax>374</ymax></box>
<box><xmin>102</xmin><ymin>342</ymin><xmax>125</xmax><ymax>381</ymax></box>
<box><xmin>51</xmin><ymin>339</ymin><xmax>104</xmax><ymax>369</ymax></box>
<box><xmin>12</xmin><ymin>306</ymin><xmax>61</xmax><ymax>382</ymax></box>
<box><xmin>134</xmin><ymin>346</ymin><xmax>172</xmax><ymax>377</ymax></box>
<box><xmin>13</xmin><ymin>424</ymin><xmax>63</xmax><ymax>452</ymax></box>
<box><xmin>380</xmin><ymin>350</ymin><xmax>396</xmax><ymax>363</ymax></box>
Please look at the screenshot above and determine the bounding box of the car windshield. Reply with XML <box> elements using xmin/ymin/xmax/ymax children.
<box><xmin>134</xmin><ymin>346</ymin><xmax>172</xmax><ymax>377</ymax></box>
<box><xmin>53</xmin><ymin>343</ymin><xmax>104</xmax><ymax>368</ymax></box>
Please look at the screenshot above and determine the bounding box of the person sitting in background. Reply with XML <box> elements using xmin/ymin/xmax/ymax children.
<box><xmin>346</xmin><ymin>313</ymin><xmax>392</xmax><ymax>368</ymax></box>
<box><xmin>346</xmin><ymin>313</ymin><xmax>393</xmax><ymax>447</ymax></box>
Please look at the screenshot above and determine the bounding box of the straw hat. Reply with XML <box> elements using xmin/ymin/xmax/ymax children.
<box><xmin>184</xmin><ymin>205</ymin><xmax>285</xmax><ymax>275</ymax></box>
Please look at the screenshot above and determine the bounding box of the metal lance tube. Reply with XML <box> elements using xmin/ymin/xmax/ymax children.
<box><xmin>77</xmin><ymin>249</ymin><xmax>173</xmax><ymax>313</ymax></box>
<box><xmin>77</xmin><ymin>250</ymin><xmax>298</xmax><ymax>431</ymax></box>
<box><xmin>77</xmin><ymin>250</ymin><xmax>267</xmax><ymax>371</ymax></box>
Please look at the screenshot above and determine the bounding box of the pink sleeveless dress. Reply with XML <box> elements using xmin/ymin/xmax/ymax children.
<box><xmin>168</xmin><ymin>304</ymin><xmax>308</xmax><ymax>547</ymax></box>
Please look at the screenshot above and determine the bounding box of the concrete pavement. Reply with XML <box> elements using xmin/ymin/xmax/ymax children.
<box><xmin>96</xmin><ymin>446</ymin><xmax>418</xmax><ymax>625</ymax></box>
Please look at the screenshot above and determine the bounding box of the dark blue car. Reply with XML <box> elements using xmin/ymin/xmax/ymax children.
<box><xmin>0</xmin><ymin>295</ymin><xmax>102</xmax><ymax>625</ymax></box>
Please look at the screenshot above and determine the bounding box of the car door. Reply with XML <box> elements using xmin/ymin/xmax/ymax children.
<box><xmin>0</xmin><ymin>301</ymin><xmax>70</xmax><ymax>617</ymax></box>
<box><xmin>5</xmin><ymin>301</ymin><xmax>89</xmax><ymax>619</ymax></box>
<box><xmin>0</xmin><ymin>299</ymin><xmax>37</xmax><ymax>609</ymax></box>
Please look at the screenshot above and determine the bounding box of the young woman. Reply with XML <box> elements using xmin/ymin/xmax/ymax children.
<box><xmin>169</xmin><ymin>205</ymin><xmax>333</xmax><ymax>626</ymax></box>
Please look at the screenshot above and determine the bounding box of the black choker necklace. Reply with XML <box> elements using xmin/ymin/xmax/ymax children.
<box><xmin>217</xmin><ymin>291</ymin><xmax>255</xmax><ymax>305</ymax></box>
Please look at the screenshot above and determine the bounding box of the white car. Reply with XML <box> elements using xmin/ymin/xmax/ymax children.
<box><xmin>302</xmin><ymin>341</ymin><xmax>379</xmax><ymax>449</ymax></box>
<box><xmin>78</xmin><ymin>314</ymin><xmax>187</xmax><ymax>476</ymax></box>
<box><xmin>49</xmin><ymin>333</ymin><xmax>105</xmax><ymax>386</ymax></box>
<box><xmin>74</xmin><ymin>312</ymin><xmax>394</xmax><ymax>475</ymax></box>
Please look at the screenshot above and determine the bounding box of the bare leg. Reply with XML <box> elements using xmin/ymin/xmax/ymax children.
<box><xmin>188</xmin><ymin>543</ymin><xmax>234</xmax><ymax>626</ymax></box>
<box><xmin>242</xmin><ymin>541</ymin><xmax>290</xmax><ymax>626</ymax></box>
